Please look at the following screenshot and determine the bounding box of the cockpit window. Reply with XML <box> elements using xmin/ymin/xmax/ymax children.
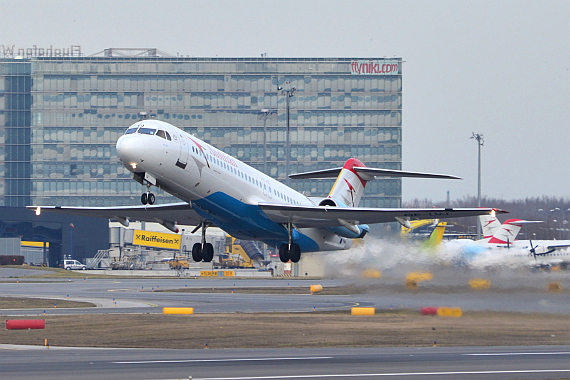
<box><xmin>138</xmin><ymin>127</ymin><xmax>157</xmax><ymax>135</ymax></box>
<box><xmin>125</xmin><ymin>127</ymin><xmax>138</xmax><ymax>134</ymax></box>
<box><xmin>156</xmin><ymin>130</ymin><xmax>172</xmax><ymax>140</ymax></box>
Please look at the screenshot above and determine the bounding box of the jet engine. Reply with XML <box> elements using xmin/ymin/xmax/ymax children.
<box><xmin>314</xmin><ymin>197</ymin><xmax>370</xmax><ymax>239</ymax></box>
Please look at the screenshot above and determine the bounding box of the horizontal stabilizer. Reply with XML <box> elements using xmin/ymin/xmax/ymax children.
<box><xmin>290</xmin><ymin>166</ymin><xmax>461</xmax><ymax>180</ymax></box>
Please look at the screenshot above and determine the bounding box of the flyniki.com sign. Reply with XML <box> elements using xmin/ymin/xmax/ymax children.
<box><xmin>133</xmin><ymin>230</ymin><xmax>181</xmax><ymax>250</ymax></box>
<box><xmin>350</xmin><ymin>60</ymin><xmax>399</xmax><ymax>75</ymax></box>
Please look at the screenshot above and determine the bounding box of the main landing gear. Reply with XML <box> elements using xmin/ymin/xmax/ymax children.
<box><xmin>279</xmin><ymin>243</ymin><xmax>301</xmax><ymax>263</ymax></box>
<box><xmin>278</xmin><ymin>222</ymin><xmax>302</xmax><ymax>263</ymax></box>
<box><xmin>191</xmin><ymin>221</ymin><xmax>214</xmax><ymax>263</ymax></box>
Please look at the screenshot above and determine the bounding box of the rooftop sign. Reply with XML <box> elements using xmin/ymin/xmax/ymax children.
<box><xmin>351</xmin><ymin>59</ymin><xmax>399</xmax><ymax>75</ymax></box>
<box><xmin>0</xmin><ymin>45</ymin><xmax>82</xmax><ymax>59</ymax></box>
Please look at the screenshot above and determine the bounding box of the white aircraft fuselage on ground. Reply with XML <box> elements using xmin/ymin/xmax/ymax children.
<box><xmin>32</xmin><ymin>119</ymin><xmax>504</xmax><ymax>264</ymax></box>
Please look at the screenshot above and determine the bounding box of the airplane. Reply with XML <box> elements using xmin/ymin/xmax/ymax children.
<box><xmin>478</xmin><ymin>214</ymin><xmax>542</xmax><ymax>244</ymax></box>
<box><xmin>29</xmin><ymin>119</ymin><xmax>505</xmax><ymax>264</ymax></box>
<box><xmin>400</xmin><ymin>219</ymin><xmax>448</xmax><ymax>249</ymax></box>
<box><xmin>476</xmin><ymin>215</ymin><xmax>570</xmax><ymax>256</ymax></box>
<box><xmin>451</xmin><ymin>216</ymin><xmax>570</xmax><ymax>269</ymax></box>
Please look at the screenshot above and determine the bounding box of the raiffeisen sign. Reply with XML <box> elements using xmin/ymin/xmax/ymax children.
<box><xmin>350</xmin><ymin>60</ymin><xmax>400</xmax><ymax>75</ymax></box>
<box><xmin>0</xmin><ymin>44</ymin><xmax>82</xmax><ymax>58</ymax></box>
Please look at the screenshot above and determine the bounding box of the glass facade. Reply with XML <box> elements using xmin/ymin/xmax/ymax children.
<box><xmin>0</xmin><ymin>54</ymin><xmax>402</xmax><ymax>208</ymax></box>
<box><xmin>0</xmin><ymin>59</ymin><xmax>32</xmax><ymax>207</ymax></box>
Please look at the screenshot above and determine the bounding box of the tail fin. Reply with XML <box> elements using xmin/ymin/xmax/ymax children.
<box><xmin>328</xmin><ymin>158</ymin><xmax>368</xmax><ymax>207</ymax></box>
<box><xmin>479</xmin><ymin>214</ymin><xmax>502</xmax><ymax>240</ymax></box>
<box><xmin>487</xmin><ymin>219</ymin><xmax>523</xmax><ymax>244</ymax></box>
<box><xmin>423</xmin><ymin>222</ymin><xmax>448</xmax><ymax>249</ymax></box>
<box><xmin>401</xmin><ymin>219</ymin><xmax>438</xmax><ymax>235</ymax></box>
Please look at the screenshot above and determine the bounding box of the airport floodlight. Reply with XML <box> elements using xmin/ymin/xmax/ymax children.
<box><xmin>260</xmin><ymin>109</ymin><xmax>276</xmax><ymax>175</ymax></box>
<box><xmin>471</xmin><ymin>132</ymin><xmax>484</xmax><ymax>240</ymax></box>
<box><xmin>279</xmin><ymin>82</ymin><xmax>296</xmax><ymax>186</ymax></box>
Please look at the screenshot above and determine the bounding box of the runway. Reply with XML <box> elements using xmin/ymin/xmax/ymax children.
<box><xmin>1</xmin><ymin>268</ymin><xmax>570</xmax><ymax>379</ymax></box>
<box><xmin>1</xmin><ymin>267</ymin><xmax>569</xmax><ymax>316</ymax></box>
<box><xmin>1</xmin><ymin>345</ymin><xmax>569</xmax><ymax>379</ymax></box>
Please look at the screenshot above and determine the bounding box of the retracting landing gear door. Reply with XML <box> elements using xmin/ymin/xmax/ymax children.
<box><xmin>176</xmin><ymin>132</ymin><xmax>189</xmax><ymax>169</ymax></box>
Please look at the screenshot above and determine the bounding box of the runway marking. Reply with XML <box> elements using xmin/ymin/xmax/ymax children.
<box><xmin>159</xmin><ymin>370</ymin><xmax>570</xmax><ymax>379</ymax></box>
<box><xmin>465</xmin><ymin>351</ymin><xmax>570</xmax><ymax>356</ymax></box>
<box><xmin>113</xmin><ymin>356</ymin><xmax>333</xmax><ymax>364</ymax></box>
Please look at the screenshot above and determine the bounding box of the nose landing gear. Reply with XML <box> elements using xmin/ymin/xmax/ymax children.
<box><xmin>141</xmin><ymin>183</ymin><xmax>156</xmax><ymax>205</ymax></box>
<box><xmin>141</xmin><ymin>192</ymin><xmax>156</xmax><ymax>205</ymax></box>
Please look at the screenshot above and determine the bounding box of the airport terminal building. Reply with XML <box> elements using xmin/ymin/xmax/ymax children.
<box><xmin>1</xmin><ymin>47</ymin><xmax>402</xmax><ymax>208</ymax></box>
<box><xmin>1</xmin><ymin>47</ymin><xmax>402</xmax><ymax>262</ymax></box>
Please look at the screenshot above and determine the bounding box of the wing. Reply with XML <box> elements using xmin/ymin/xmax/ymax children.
<box><xmin>546</xmin><ymin>243</ymin><xmax>570</xmax><ymax>250</ymax></box>
<box><xmin>27</xmin><ymin>203</ymin><xmax>208</xmax><ymax>227</ymax></box>
<box><xmin>258</xmin><ymin>203</ymin><xmax>506</xmax><ymax>229</ymax></box>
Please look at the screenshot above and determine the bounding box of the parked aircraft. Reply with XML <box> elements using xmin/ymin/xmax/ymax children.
<box><xmin>478</xmin><ymin>214</ymin><xmax>542</xmax><ymax>244</ymax></box>
<box><xmin>454</xmin><ymin>216</ymin><xmax>570</xmax><ymax>270</ymax></box>
<box><xmin>30</xmin><ymin>119</ymin><xmax>503</xmax><ymax>264</ymax></box>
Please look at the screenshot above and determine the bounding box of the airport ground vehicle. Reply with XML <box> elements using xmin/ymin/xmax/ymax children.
<box><xmin>167</xmin><ymin>258</ymin><xmax>190</xmax><ymax>269</ymax></box>
<box><xmin>63</xmin><ymin>259</ymin><xmax>87</xmax><ymax>270</ymax></box>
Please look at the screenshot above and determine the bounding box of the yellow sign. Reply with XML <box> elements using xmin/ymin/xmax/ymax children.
<box><xmin>200</xmin><ymin>271</ymin><xmax>234</xmax><ymax>277</ymax></box>
<box><xmin>21</xmin><ymin>241</ymin><xmax>49</xmax><ymax>247</ymax></box>
<box><xmin>133</xmin><ymin>230</ymin><xmax>181</xmax><ymax>250</ymax></box>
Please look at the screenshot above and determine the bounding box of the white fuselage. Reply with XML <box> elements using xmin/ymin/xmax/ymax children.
<box><xmin>116</xmin><ymin>119</ymin><xmax>351</xmax><ymax>252</ymax></box>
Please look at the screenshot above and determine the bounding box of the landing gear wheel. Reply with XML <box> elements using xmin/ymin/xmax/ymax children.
<box><xmin>202</xmin><ymin>243</ymin><xmax>214</xmax><ymax>262</ymax></box>
<box><xmin>191</xmin><ymin>243</ymin><xmax>203</xmax><ymax>262</ymax></box>
<box><xmin>289</xmin><ymin>243</ymin><xmax>301</xmax><ymax>263</ymax></box>
<box><xmin>147</xmin><ymin>193</ymin><xmax>156</xmax><ymax>205</ymax></box>
<box><xmin>279</xmin><ymin>243</ymin><xmax>290</xmax><ymax>263</ymax></box>
<box><xmin>141</xmin><ymin>193</ymin><xmax>148</xmax><ymax>205</ymax></box>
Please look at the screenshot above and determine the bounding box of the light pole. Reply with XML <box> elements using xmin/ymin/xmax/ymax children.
<box><xmin>470</xmin><ymin>132</ymin><xmax>484</xmax><ymax>240</ymax></box>
<box><xmin>278</xmin><ymin>82</ymin><xmax>296</xmax><ymax>186</ymax></box>
<box><xmin>550</xmin><ymin>208</ymin><xmax>560</xmax><ymax>239</ymax></box>
<box><xmin>69</xmin><ymin>223</ymin><xmax>75</xmax><ymax>260</ymax></box>
<box><xmin>260</xmin><ymin>109</ymin><xmax>275</xmax><ymax>175</ymax></box>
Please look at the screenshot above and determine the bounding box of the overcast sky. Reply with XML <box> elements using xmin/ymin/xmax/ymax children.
<box><xmin>2</xmin><ymin>0</ymin><xmax>569</xmax><ymax>203</ymax></box>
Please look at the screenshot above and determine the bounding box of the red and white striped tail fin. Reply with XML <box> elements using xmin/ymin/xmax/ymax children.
<box><xmin>479</xmin><ymin>214</ymin><xmax>502</xmax><ymax>240</ymax></box>
<box><xmin>488</xmin><ymin>219</ymin><xmax>524</xmax><ymax>244</ymax></box>
<box><xmin>328</xmin><ymin>158</ymin><xmax>368</xmax><ymax>207</ymax></box>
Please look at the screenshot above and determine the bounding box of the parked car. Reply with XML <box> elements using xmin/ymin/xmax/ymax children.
<box><xmin>63</xmin><ymin>259</ymin><xmax>86</xmax><ymax>270</ymax></box>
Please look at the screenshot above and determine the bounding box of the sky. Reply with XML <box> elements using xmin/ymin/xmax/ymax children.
<box><xmin>2</xmin><ymin>0</ymin><xmax>569</xmax><ymax>203</ymax></box>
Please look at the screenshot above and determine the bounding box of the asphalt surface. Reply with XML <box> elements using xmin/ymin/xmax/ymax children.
<box><xmin>1</xmin><ymin>267</ymin><xmax>569</xmax><ymax>316</ymax></box>
<box><xmin>1</xmin><ymin>344</ymin><xmax>569</xmax><ymax>380</ymax></box>
<box><xmin>2</xmin><ymin>268</ymin><xmax>570</xmax><ymax>379</ymax></box>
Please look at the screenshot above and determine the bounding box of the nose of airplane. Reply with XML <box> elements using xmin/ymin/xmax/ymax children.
<box><xmin>116</xmin><ymin>135</ymin><xmax>145</xmax><ymax>171</ymax></box>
